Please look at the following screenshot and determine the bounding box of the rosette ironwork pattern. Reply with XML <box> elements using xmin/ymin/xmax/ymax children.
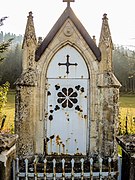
<box><xmin>57</xmin><ymin>87</ymin><xmax>78</xmax><ymax>108</ymax></box>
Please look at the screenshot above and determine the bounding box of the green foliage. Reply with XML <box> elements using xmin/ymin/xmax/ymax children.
<box><xmin>0</xmin><ymin>82</ymin><xmax>10</xmax><ymax>113</ymax></box>
<box><xmin>1</xmin><ymin>90</ymin><xmax>15</xmax><ymax>133</ymax></box>
<box><xmin>0</xmin><ymin>38</ymin><xmax>13</xmax><ymax>62</ymax></box>
<box><xmin>0</xmin><ymin>17</ymin><xmax>8</xmax><ymax>26</ymax></box>
<box><xmin>0</xmin><ymin>18</ymin><xmax>12</xmax><ymax>131</ymax></box>
<box><xmin>0</xmin><ymin>31</ymin><xmax>23</xmax><ymax>46</ymax></box>
<box><xmin>113</xmin><ymin>45</ymin><xmax>135</xmax><ymax>93</ymax></box>
<box><xmin>0</xmin><ymin>31</ymin><xmax>23</xmax><ymax>87</ymax></box>
<box><xmin>0</xmin><ymin>82</ymin><xmax>9</xmax><ymax>131</ymax></box>
<box><xmin>119</xmin><ymin>95</ymin><xmax>135</xmax><ymax>108</ymax></box>
<box><xmin>0</xmin><ymin>43</ymin><xmax>22</xmax><ymax>88</ymax></box>
<box><xmin>118</xmin><ymin>95</ymin><xmax>135</xmax><ymax>135</ymax></box>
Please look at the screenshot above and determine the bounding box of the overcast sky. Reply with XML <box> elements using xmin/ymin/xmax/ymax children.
<box><xmin>0</xmin><ymin>0</ymin><xmax>135</xmax><ymax>49</ymax></box>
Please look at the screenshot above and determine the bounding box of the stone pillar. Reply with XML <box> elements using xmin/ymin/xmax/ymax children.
<box><xmin>97</xmin><ymin>72</ymin><xmax>121</xmax><ymax>158</ymax></box>
<box><xmin>0</xmin><ymin>133</ymin><xmax>18</xmax><ymax>180</ymax></box>
<box><xmin>15</xmin><ymin>68</ymin><xmax>37</xmax><ymax>157</ymax></box>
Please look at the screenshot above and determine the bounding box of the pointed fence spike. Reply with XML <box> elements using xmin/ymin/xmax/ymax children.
<box><xmin>44</xmin><ymin>158</ymin><xmax>47</xmax><ymax>164</ymax></box>
<box><xmin>25</xmin><ymin>159</ymin><xmax>29</xmax><ymax>180</ymax></box>
<box><xmin>90</xmin><ymin>158</ymin><xmax>93</xmax><ymax>180</ymax></box>
<box><xmin>99</xmin><ymin>157</ymin><xmax>103</xmax><ymax>163</ymax></box>
<box><xmin>53</xmin><ymin>159</ymin><xmax>56</xmax><ymax>166</ymax></box>
<box><xmin>99</xmin><ymin>158</ymin><xmax>103</xmax><ymax>180</ymax></box>
<box><xmin>44</xmin><ymin>158</ymin><xmax>47</xmax><ymax>179</ymax></box>
<box><xmin>53</xmin><ymin>159</ymin><xmax>56</xmax><ymax>177</ymax></box>
<box><xmin>108</xmin><ymin>157</ymin><xmax>111</xmax><ymax>163</ymax></box>
<box><xmin>62</xmin><ymin>158</ymin><xmax>65</xmax><ymax>177</ymax></box>
<box><xmin>13</xmin><ymin>156</ymin><xmax>117</xmax><ymax>179</ymax></box>
<box><xmin>90</xmin><ymin>158</ymin><xmax>93</xmax><ymax>165</ymax></box>
<box><xmin>71</xmin><ymin>158</ymin><xmax>75</xmax><ymax>177</ymax></box>
<box><xmin>108</xmin><ymin>157</ymin><xmax>112</xmax><ymax>179</ymax></box>
<box><xmin>34</xmin><ymin>155</ymin><xmax>38</xmax><ymax>163</ymax></box>
<box><xmin>34</xmin><ymin>157</ymin><xmax>38</xmax><ymax>178</ymax></box>
<box><xmin>71</xmin><ymin>158</ymin><xmax>75</xmax><ymax>166</ymax></box>
<box><xmin>80</xmin><ymin>158</ymin><xmax>84</xmax><ymax>163</ymax></box>
<box><xmin>62</xmin><ymin>158</ymin><xmax>65</xmax><ymax>168</ymax></box>
<box><xmin>62</xmin><ymin>158</ymin><xmax>65</xmax><ymax>163</ymax></box>
<box><xmin>80</xmin><ymin>158</ymin><xmax>84</xmax><ymax>177</ymax></box>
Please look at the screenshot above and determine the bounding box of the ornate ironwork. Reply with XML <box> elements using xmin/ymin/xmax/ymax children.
<box><xmin>58</xmin><ymin>55</ymin><xmax>77</xmax><ymax>74</ymax></box>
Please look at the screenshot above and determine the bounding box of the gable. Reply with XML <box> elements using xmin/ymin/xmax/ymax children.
<box><xmin>35</xmin><ymin>6</ymin><xmax>101</xmax><ymax>61</ymax></box>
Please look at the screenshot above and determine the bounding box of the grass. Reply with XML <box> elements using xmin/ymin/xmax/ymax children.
<box><xmin>119</xmin><ymin>94</ymin><xmax>135</xmax><ymax>135</ymax></box>
<box><xmin>1</xmin><ymin>90</ymin><xmax>135</xmax><ymax>134</ymax></box>
<box><xmin>119</xmin><ymin>94</ymin><xmax>135</xmax><ymax>108</ymax></box>
<box><xmin>118</xmin><ymin>95</ymin><xmax>135</xmax><ymax>155</ymax></box>
<box><xmin>1</xmin><ymin>90</ymin><xmax>15</xmax><ymax>133</ymax></box>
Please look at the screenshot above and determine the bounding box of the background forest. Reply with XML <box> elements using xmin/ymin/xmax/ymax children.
<box><xmin>0</xmin><ymin>32</ymin><xmax>22</xmax><ymax>88</ymax></box>
<box><xmin>0</xmin><ymin>31</ymin><xmax>135</xmax><ymax>93</ymax></box>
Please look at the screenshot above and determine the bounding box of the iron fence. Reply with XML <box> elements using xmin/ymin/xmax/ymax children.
<box><xmin>13</xmin><ymin>156</ymin><xmax>118</xmax><ymax>179</ymax></box>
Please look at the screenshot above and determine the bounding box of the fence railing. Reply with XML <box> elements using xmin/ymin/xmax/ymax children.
<box><xmin>13</xmin><ymin>156</ymin><xmax>118</xmax><ymax>179</ymax></box>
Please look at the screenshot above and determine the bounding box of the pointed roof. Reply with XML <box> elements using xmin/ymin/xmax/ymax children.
<box><xmin>35</xmin><ymin>6</ymin><xmax>101</xmax><ymax>61</ymax></box>
<box><xmin>99</xmin><ymin>13</ymin><xmax>113</xmax><ymax>49</ymax></box>
<box><xmin>22</xmin><ymin>11</ymin><xmax>37</xmax><ymax>48</ymax></box>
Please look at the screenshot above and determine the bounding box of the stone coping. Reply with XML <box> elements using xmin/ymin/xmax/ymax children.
<box><xmin>0</xmin><ymin>133</ymin><xmax>18</xmax><ymax>153</ymax></box>
<box><xmin>116</xmin><ymin>135</ymin><xmax>135</xmax><ymax>153</ymax></box>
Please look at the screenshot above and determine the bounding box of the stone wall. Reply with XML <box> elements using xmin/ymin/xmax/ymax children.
<box><xmin>15</xmin><ymin>8</ymin><xmax>121</xmax><ymax>161</ymax></box>
<box><xmin>0</xmin><ymin>133</ymin><xmax>18</xmax><ymax>180</ymax></box>
<box><xmin>97</xmin><ymin>72</ymin><xmax>120</xmax><ymax>159</ymax></box>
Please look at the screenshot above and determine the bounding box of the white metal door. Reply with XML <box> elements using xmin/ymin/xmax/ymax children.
<box><xmin>46</xmin><ymin>45</ymin><xmax>89</xmax><ymax>155</ymax></box>
<box><xmin>47</xmin><ymin>79</ymin><xmax>88</xmax><ymax>155</ymax></box>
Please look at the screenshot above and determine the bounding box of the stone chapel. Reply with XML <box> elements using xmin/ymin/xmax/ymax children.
<box><xmin>15</xmin><ymin>0</ymin><xmax>121</xmax><ymax>162</ymax></box>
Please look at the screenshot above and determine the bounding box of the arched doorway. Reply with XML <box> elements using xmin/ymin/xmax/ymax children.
<box><xmin>46</xmin><ymin>45</ymin><xmax>89</xmax><ymax>155</ymax></box>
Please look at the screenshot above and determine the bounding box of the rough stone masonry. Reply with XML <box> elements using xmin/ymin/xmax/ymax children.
<box><xmin>15</xmin><ymin>2</ymin><xmax>121</xmax><ymax>166</ymax></box>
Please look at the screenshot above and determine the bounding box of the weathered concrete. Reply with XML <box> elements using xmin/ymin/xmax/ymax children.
<box><xmin>0</xmin><ymin>133</ymin><xmax>18</xmax><ymax>180</ymax></box>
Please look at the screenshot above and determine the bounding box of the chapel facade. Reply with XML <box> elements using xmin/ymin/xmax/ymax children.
<box><xmin>15</xmin><ymin>1</ymin><xmax>121</xmax><ymax>161</ymax></box>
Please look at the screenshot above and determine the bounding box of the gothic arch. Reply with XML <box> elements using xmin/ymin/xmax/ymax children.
<box><xmin>35</xmin><ymin>41</ymin><xmax>99</xmax><ymax>154</ymax></box>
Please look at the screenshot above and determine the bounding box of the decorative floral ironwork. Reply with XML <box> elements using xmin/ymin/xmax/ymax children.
<box><xmin>57</xmin><ymin>88</ymin><xmax>78</xmax><ymax>108</ymax></box>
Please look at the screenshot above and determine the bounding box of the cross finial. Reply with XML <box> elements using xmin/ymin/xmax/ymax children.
<box><xmin>63</xmin><ymin>0</ymin><xmax>75</xmax><ymax>7</ymax></box>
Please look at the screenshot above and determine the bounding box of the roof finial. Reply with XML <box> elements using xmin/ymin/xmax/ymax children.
<box><xmin>102</xmin><ymin>13</ymin><xmax>108</xmax><ymax>20</ymax></box>
<box><xmin>63</xmin><ymin>0</ymin><xmax>75</xmax><ymax>7</ymax></box>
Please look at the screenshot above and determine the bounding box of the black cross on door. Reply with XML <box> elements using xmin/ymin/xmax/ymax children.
<box><xmin>58</xmin><ymin>55</ymin><xmax>78</xmax><ymax>74</ymax></box>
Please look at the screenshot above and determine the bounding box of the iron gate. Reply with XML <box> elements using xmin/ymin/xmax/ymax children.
<box><xmin>13</xmin><ymin>156</ymin><xmax>118</xmax><ymax>179</ymax></box>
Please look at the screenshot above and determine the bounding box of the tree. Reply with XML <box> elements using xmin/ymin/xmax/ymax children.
<box><xmin>0</xmin><ymin>38</ymin><xmax>13</xmax><ymax>62</ymax></box>
<box><xmin>0</xmin><ymin>43</ymin><xmax>22</xmax><ymax>88</ymax></box>
<box><xmin>0</xmin><ymin>17</ymin><xmax>11</xmax><ymax>132</ymax></box>
<box><xmin>113</xmin><ymin>45</ymin><xmax>135</xmax><ymax>93</ymax></box>
<box><xmin>0</xmin><ymin>16</ymin><xmax>8</xmax><ymax>26</ymax></box>
<box><xmin>0</xmin><ymin>17</ymin><xmax>13</xmax><ymax>62</ymax></box>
